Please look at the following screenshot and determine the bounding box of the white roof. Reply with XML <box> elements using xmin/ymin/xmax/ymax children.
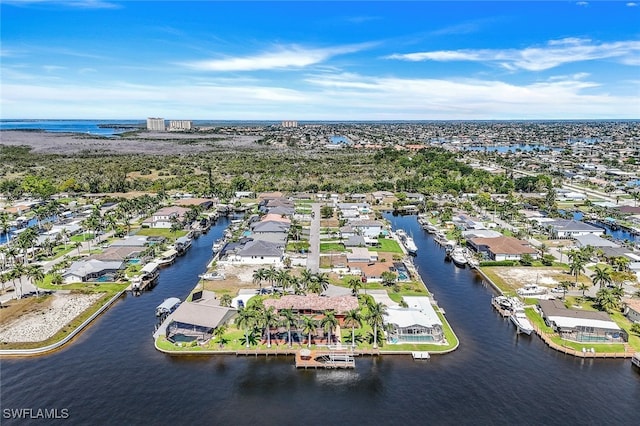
<box><xmin>385</xmin><ymin>297</ymin><xmax>442</xmax><ymax>328</ymax></box>
<box><xmin>548</xmin><ymin>315</ymin><xmax>620</xmax><ymax>331</ymax></box>
<box><xmin>141</xmin><ymin>262</ymin><xmax>160</xmax><ymax>273</ymax></box>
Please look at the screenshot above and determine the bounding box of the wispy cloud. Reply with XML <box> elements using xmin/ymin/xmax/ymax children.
<box><xmin>182</xmin><ymin>43</ymin><xmax>374</xmax><ymax>72</ymax></box>
<box><xmin>576</xmin><ymin>2</ymin><xmax>589</xmax><ymax>7</ymax></box>
<box><xmin>385</xmin><ymin>38</ymin><xmax>640</xmax><ymax>71</ymax></box>
<box><xmin>627</xmin><ymin>2</ymin><xmax>638</xmax><ymax>6</ymax></box>
<box><xmin>345</xmin><ymin>16</ymin><xmax>381</xmax><ymax>24</ymax></box>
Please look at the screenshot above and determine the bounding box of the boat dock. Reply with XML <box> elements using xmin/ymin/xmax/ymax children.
<box><xmin>491</xmin><ymin>296</ymin><xmax>513</xmax><ymax>317</ymax></box>
<box><xmin>412</xmin><ymin>351</ymin><xmax>431</xmax><ymax>360</ymax></box>
<box><xmin>295</xmin><ymin>349</ymin><xmax>356</xmax><ymax>369</ymax></box>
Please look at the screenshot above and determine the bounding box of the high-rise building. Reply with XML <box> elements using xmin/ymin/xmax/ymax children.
<box><xmin>146</xmin><ymin>117</ymin><xmax>166</xmax><ymax>131</ymax></box>
<box><xmin>281</xmin><ymin>120</ymin><xmax>298</xmax><ymax>128</ymax></box>
<box><xmin>169</xmin><ymin>120</ymin><xmax>193</xmax><ymax>131</ymax></box>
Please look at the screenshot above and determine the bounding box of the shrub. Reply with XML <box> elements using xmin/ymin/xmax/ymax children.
<box><xmin>479</xmin><ymin>260</ymin><xmax>516</xmax><ymax>267</ymax></box>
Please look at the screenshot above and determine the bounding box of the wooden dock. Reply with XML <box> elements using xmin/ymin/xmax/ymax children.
<box><xmin>411</xmin><ymin>351</ymin><xmax>430</xmax><ymax>360</ymax></box>
<box><xmin>295</xmin><ymin>349</ymin><xmax>356</xmax><ymax>369</ymax></box>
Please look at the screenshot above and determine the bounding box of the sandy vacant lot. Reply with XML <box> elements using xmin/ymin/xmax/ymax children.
<box><xmin>0</xmin><ymin>292</ymin><xmax>104</xmax><ymax>343</ymax></box>
<box><xmin>0</xmin><ymin>130</ymin><xmax>261</xmax><ymax>155</ymax></box>
<box><xmin>489</xmin><ymin>267</ymin><xmax>571</xmax><ymax>291</ymax></box>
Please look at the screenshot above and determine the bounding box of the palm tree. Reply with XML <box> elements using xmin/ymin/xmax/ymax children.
<box><xmin>275</xmin><ymin>269</ymin><xmax>291</xmax><ymax>292</ymax></box>
<box><xmin>279</xmin><ymin>308</ymin><xmax>297</xmax><ymax>348</ymax></box>
<box><xmin>252</xmin><ymin>267</ymin><xmax>266</xmax><ymax>292</ymax></box>
<box><xmin>214</xmin><ymin>324</ymin><xmax>228</xmax><ymax>348</ymax></box>
<box><xmin>27</xmin><ymin>264</ymin><xmax>44</xmax><ymax>297</ymax></box>
<box><xmin>10</xmin><ymin>263</ymin><xmax>26</xmax><ymax>299</ymax></box>
<box><xmin>300</xmin><ymin>268</ymin><xmax>314</xmax><ymax>291</ymax></box>
<box><xmin>320</xmin><ymin>310</ymin><xmax>339</xmax><ymax>346</ymax></box>
<box><xmin>0</xmin><ymin>272</ymin><xmax>9</xmax><ymax>292</ymax></box>
<box><xmin>315</xmin><ymin>273</ymin><xmax>330</xmax><ymax>293</ymax></box>
<box><xmin>74</xmin><ymin>241</ymin><xmax>82</xmax><ymax>255</ymax></box>
<box><xmin>568</xmin><ymin>255</ymin><xmax>586</xmax><ymax>284</ymax></box>
<box><xmin>592</xmin><ymin>265</ymin><xmax>612</xmax><ymax>289</ymax></box>
<box><xmin>344</xmin><ymin>308</ymin><xmax>362</xmax><ymax>349</ymax></box>
<box><xmin>301</xmin><ymin>316</ymin><xmax>317</xmax><ymax>348</ymax></box>
<box><xmin>261</xmin><ymin>306</ymin><xmax>279</xmax><ymax>348</ymax></box>
<box><xmin>347</xmin><ymin>276</ymin><xmax>362</xmax><ymax>296</ymax></box>
<box><xmin>595</xmin><ymin>288</ymin><xmax>620</xmax><ymax>313</ymax></box>
<box><xmin>235</xmin><ymin>307</ymin><xmax>256</xmax><ymax>349</ymax></box>
<box><xmin>219</xmin><ymin>294</ymin><xmax>233</xmax><ymax>307</ymax></box>
<box><xmin>578</xmin><ymin>283</ymin><xmax>589</xmax><ymax>298</ymax></box>
<box><xmin>558</xmin><ymin>280</ymin><xmax>572</xmax><ymax>300</ymax></box>
<box><xmin>366</xmin><ymin>301</ymin><xmax>387</xmax><ymax>349</ymax></box>
<box><xmin>613</xmin><ymin>256</ymin><xmax>630</xmax><ymax>272</ymax></box>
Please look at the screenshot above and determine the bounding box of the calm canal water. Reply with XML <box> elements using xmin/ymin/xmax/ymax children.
<box><xmin>1</xmin><ymin>215</ymin><xmax>639</xmax><ymax>425</ymax></box>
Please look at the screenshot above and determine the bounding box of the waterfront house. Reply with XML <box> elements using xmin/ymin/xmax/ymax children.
<box><xmin>109</xmin><ymin>235</ymin><xmax>149</xmax><ymax>247</ymax></box>
<box><xmin>573</xmin><ymin>234</ymin><xmax>620</xmax><ymax>249</ymax></box>
<box><xmin>91</xmin><ymin>246</ymin><xmax>143</xmax><ymax>262</ymax></box>
<box><xmin>544</xmin><ymin>219</ymin><xmax>605</xmax><ymax>238</ymax></box>
<box><xmin>263</xmin><ymin>294</ymin><xmax>358</xmax><ymax>323</ymax></box>
<box><xmin>63</xmin><ymin>259</ymin><xmax>124</xmax><ymax>283</ymax></box>
<box><xmin>142</xmin><ymin>206</ymin><xmax>190</xmax><ymax>229</ymax></box>
<box><xmin>344</xmin><ymin>235</ymin><xmax>367</xmax><ymax>248</ymax></box>
<box><xmin>385</xmin><ymin>297</ymin><xmax>445</xmax><ymax>344</ymax></box>
<box><xmin>349</xmin><ymin>219</ymin><xmax>384</xmax><ymax>238</ymax></box>
<box><xmin>165</xmin><ymin>292</ymin><xmax>237</xmax><ymax>344</ymax></box>
<box><xmin>232</xmin><ymin>239</ymin><xmax>283</xmax><ymax>265</ymax></box>
<box><xmin>538</xmin><ymin>299</ymin><xmax>626</xmax><ymax>343</ymax></box>
<box><xmin>467</xmin><ymin>236</ymin><xmax>538</xmax><ymax>261</ymax></box>
<box><xmin>251</xmin><ymin>220</ymin><xmax>290</xmax><ymax>234</ymax></box>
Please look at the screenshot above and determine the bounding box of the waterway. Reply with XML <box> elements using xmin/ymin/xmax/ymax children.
<box><xmin>1</xmin><ymin>215</ymin><xmax>638</xmax><ymax>425</ymax></box>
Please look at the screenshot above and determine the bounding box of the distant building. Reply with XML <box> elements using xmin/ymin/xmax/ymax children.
<box><xmin>146</xmin><ymin>117</ymin><xmax>165</xmax><ymax>131</ymax></box>
<box><xmin>281</xmin><ymin>120</ymin><xmax>298</xmax><ymax>128</ymax></box>
<box><xmin>169</xmin><ymin>120</ymin><xmax>193</xmax><ymax>131</ymax></box>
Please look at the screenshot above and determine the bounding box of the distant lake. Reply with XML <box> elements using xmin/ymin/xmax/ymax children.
<box><xmin>330</xmin><ymin>135</ymin><xmax>350</xmax><ymax>144</ymax></box>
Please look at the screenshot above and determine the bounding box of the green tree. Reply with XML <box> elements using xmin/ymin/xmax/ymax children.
<box><xmin>591</xmin><ymin>265</ymin><xmax>612</xmax><ymax>289</ymax></box>
<box><xmin>347</xmin><ymin>276</ymin><xmax>362</xmax><ymax>296</ymax></box>
<box><xmin>320</xmin><ymin>310</ymin><xmax>339</xmax><ymax>346</ymax></box>
<box><xmin>366</xmin><ymin>301</ymin><xmax>388</xmax><ymax>349</ymax></box>
<box><xmin>519</xmin><ymin>253</ymin><xmax>534</xmax><ymax>266</ymax></box>
<box><xmin>261</xmin><ymin>306</ymin><xmax>279</xmax><ymax>348</ymax></box>
<box><xmin>279</xmin><ymin>308</ymin><xmax>297</xmax><ymax>348</ymax></box>
<box><xmin>344</xmin><ymin>308</ymin><xmax>362</xmax><ymax>349</ymax></box>
<box><xmin>219</xmin><ymin>294</ymin><xmax>232</xmax><ymax>307</ymax></box>
<box><xmin>301</xmin><ymin>316</ymin><xmax>317</xmax><ymax>348</ymax></box>
<box><xmin>235</xmin><ymin>308</ymin><xmax>256</xmax><ymax>349</ymax></box>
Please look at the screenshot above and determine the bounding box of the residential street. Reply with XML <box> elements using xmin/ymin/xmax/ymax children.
<box><xmin>306</xmin><ymin>203</ymin><xmax>321</xmax><ymax>273</ymax></box>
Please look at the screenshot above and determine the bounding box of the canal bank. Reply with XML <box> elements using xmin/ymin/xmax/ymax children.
<box><xmin>1</xmin><ymin>215</ymin><xmax>638</xmax><ymax>426</ymax></box>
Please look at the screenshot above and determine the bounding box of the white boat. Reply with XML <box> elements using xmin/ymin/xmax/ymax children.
<box><xmin>157</xmin><ymin>248</ymin><xmax>178</xmax><ymax>266</ymax></box>
<box><xmin>423</xmin><ymin>224</ymin><xmax>438</xmax><ymax>234</ymax></box>
<box><xmin>632</xmin><ymin>353</ymin><xmax>640</xmax><ymax>371</ymax></box>
<box><xmin>199</xmin><ymin>271</ymin><xmax>225</xmax><ymax>280</ymax></box>
<box><xmin>510</xmin><ymin>309</ymin><xmax>534</xmax><ymax>335</ymax></box>
<box><xmin>396</xmin><ymin>229</ymin><xmax>407</xmax><ymax>239</ymax></box>
<box><xmin>212</xmin><ymin>239</ymin><xmax>225</xmax><ymax>253</ymax></box>
<box><xmin>155</xmin><ymin>297</ymin><xmax>181</xmax><ymax>317</ymax></box>
<box><xmin>450</xmin><ymin>248</ymin><xmax>467</xmax><ymax>267</ymax></box>
<box><xmin>404</xmin><ymin>236</ymin><xmax>418</xmax><ymax>255</ymax></box>
<box><xmin>516</xmin><ymin>284</ymin><xmax>548</xmax><ymax>297</ymax></box>
<box><xmin>140</xmin><ymin>261</ymin><xmax>160</xmax><ymax>282</ymax></box>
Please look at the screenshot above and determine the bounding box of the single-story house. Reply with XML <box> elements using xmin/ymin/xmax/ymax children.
<box><xmin>538</xmin><ymin>299</ymin><xmax>626</xmax><ymax>343</ymax></box>
<box><xmin>349</xmin><ymin>262</ymin><xmax>391</xmax><ymax>283</ymax></box>
<box><xmin>232</xmin><ymin>239</ymin><xmax>283</xmax><ymax>265</ymax></box>
<box><xmin>109</xmin><ymin>235</ymin><xmax>149</xmax><ymax>247</ymax></box>
<box><xmin>346</xmin><ymin>247</ymin><xmax>377</xmax><ymax>263</ymax></box>
<box><xmin>251</xmin><ymin>220</ymin><xmax>290</xmax><ymax>234</ymax></box>
<box><xmin>544</xmin><ymin>219</ymin><xmax>605</xmax><ymax>238</ymax></box>
<box><xmin>349</xmin><ymin>219</ymin><xmax>384</xmax><ymax>238</ymax></box>
<box><xmin>344</xmin><ymin>235</ymin><xmax>367</xmax><ymax>247</ymax></box>
<box><xmin>164</xmin><ymin>291</ymin><xmax>236</xmax><ymax>343</ymax></box>
<box><xmin>63</xmin><ymin>259</ymin><xmax>124</xmax><ymax>283</ymax></box>
<box><xmin>573</xmin><ymin>234</ymin><xmax>620</xmax><ymax>249</ymax></box>
<box><xmin>468</xmin><ymin>236</ymin><xmax>538</xmax><ymax>261</ymax></box>
<box><xmin>263</xmin><ymin>294</ymin><xmax>359</xmax><ymax>321</ymax></box>
<box><xmin>385</xmin><ymin>296</ymin><xmax>445</xmax><ymax>344</ymax></box>
<box><xmin>91</xmin><ymin>246</ymin><xmax>143</xmax><ymax>262</ymax></box>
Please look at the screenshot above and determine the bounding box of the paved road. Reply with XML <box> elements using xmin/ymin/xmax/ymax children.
<box><xmin>306</xmin><ymin>203</ymin><xmax>321</xmax><ymax>273</ymax></box>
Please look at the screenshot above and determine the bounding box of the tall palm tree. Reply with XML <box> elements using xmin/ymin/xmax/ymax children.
<box><xmin>214</xmin><ymin>324</ymin><xmax>228</xmax><ymax>348</ymax></box>
<box><xmin>347</xmin><ymin>276</ymin><xmax>362</xmax><ymax>296</ymax></box>
<box><xmin>366</xmin><ymin>301</ymin><xmax>388</xmax><ymax>349</ymax></box>
<box><xmin>592</xmin><ymin>265</ymin><xmax>612</xmax><ymax>289</ymax></box>
<box><xmin>27</xmin><ymin>264</ymin><xmax>44</xmax><ymax>297</ymax></box>
<box><xmin>320</xmin><ymin>310</ymin><xmax>339</xmax><ymax>346</ymax></box>
<box><xmin>10</xmin><ymin>263</ymin><xmax>26</xmax><ymax>299</ymax></box>
<box><xmin>344</xmin><ymin>308</ymin><xmax>362</xmax><ymax>348</ymax></box>
<box><xmin>315</xmin><ymin>273</ymin><xmax>330</xmax><ymax>294</ymax></box>
<box><xmin>275</xmin><ymin>269</ymin><xmax>291</xmax><ymax>292</ymax></box>
<box><xmin>264</xmin><ymin>265</ymin><xmax>277</xmax><ymax>288</ymax></box>
<box><xmin>613</xmin><ymin>256</ymin><xmax>630</xmax><ymax>272</ymax></box>
<box><xmin>301</xmin><ymin>316</ymin><xmax>317</xmax><ymax>348</ymax></box>
<box><xmin>252</xmin><ymin>267</ymin><xmax>266</xmax><ymax>292</ymax></box>
<box><xmin>279</xmin><ymin>308</ymin><xmax>297</xmax><ymax>348</ymax></box>
<box><xmin>235</xmin><ymin>307</ymin><xmax>256</xmax><ymax>349</ymax></box>
<box><xmin>261</xmin><ymin>306</ymin><xmax>279</xmax><ymax>348</ymax></box>
<box><xmin>578</xmin><ymin>283</ymin><xmax>590</xmax><ymax>298</ymax></box>
<box><xmin>569</xmin><ymin>256</ymin><xmax>586</xmax><ymax>284</ymax></box>
<box><xmin>300</xmin><ymin>269</ymin><xmax>314</xmax><ymax>293</ymax></box>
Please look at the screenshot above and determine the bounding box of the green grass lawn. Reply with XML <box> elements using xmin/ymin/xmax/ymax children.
<box><xmin>320</xmin><ymin>242</ymin><xmax>346</xmax><ymax>253</ymax></box>
<box><xmin>136</xmin><ymin>228</ymin><xmax>188</xmax><ymax>239</ymax></box>
<box><xmin>369</xmin><ymin>238</ymin><xmax>403</xmax><ymax>254</ymax></box>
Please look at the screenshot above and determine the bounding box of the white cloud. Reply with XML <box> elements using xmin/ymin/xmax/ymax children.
<box><xmin>576</xmin><ymin>2</ymin><xmax>589</xmax><ymax>7</ymax></box>
<box><xmin>2</xmin><ymin>72</ymin><xmax>637</xmax><ymax>120</ymax></box>
<box><xmin>627</xmin><ymin>2</ymin><xmax>638</xmax><ymax>6</ymax></box>
<box><xmin>182</xmin><ymin>43</ymin><xmax>373</xmax><ymax>72</ymax></box>
<box><xmin>386</xmin><ymin>38</ymin><xmax>640</xmax><ymax>71</ymax></box>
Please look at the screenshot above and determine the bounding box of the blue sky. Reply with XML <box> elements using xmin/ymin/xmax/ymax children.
<box><xmin>1</xmin><ymin>1</ymin><xmax>639</xmax><ymax>119</ymax></box>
